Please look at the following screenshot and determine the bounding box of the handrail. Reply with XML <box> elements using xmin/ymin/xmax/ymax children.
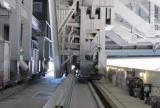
<box><xmin>58</xmin><ymin>0</ymin><xmax>78</xmax><ymax>33</ymax></box>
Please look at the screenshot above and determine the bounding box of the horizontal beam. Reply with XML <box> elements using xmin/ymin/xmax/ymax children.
<box><xmin>61</xmin><ymin>49</ymin><xmax>160</xmax><ymax>57</ymax></box>
<box><xmin>107</xmin><ymin>49</ymin><xmax>160</xmax><ymax>57</ymax></box>
<box><xmin>60</xmin><ymin>50</ymin><xmax>80</xmax><ymax>55</ymax></box>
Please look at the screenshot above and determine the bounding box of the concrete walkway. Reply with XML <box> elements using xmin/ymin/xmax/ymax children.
<box><xmin>0</xmin><ymin>76</ymin><xmax>62</xmax><ymax>108</ymax></box>
<box><xmin>99</xmin><ymin>81</ymin><xmax>151</xmax><ymax>108</ymax></box>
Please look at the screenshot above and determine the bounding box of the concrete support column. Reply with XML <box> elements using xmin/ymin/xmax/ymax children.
<box><xmin>91</xmin><ymin>0</ymin><xmax>96</xmax><ymax>18</ymax></box>
<box><xmin>98</xmin><ymin>7</ymin><xmax>106</xmax><ymax>74</ymax></box>
<box><xmin>9</xmin><ymin>0</ymin><xmax>21</xmax><ymax>82</ymax></box>
<box><xmin>80</xmin><ymin>7</ymin><xmax>88</xmax><ymax>73</ymax></box>
<box><xmin>80</xmin><ymin>7</ymin><xmax>87</xmax><ymax>61</ymax></box>
<box><xmin>48</xmin><ymin>0</ymin><xmax>61</xmax><ymax>78</ymax></box>
<box><xmin>9</xmin><ymin>0</ymin><xmax>21</xmax><ymax>60</ymax></box>
<box><xmin>22</xmin><ymin>0</ymin><xmax>33</xmax><ymax>61</ymax></box>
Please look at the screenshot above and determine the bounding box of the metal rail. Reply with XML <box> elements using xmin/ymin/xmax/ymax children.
<box><xmin>43</xmin><ymin>74</ymin><xmax>114</xmax><ymax>108</ymax></box>
<box><xmin>68</xmin><ymin>81</ymin><xmax>113</xmax><ymax>108</ymax></box>
<box><xmin>91</xmin><ymin>81</ymin><xmax>112</xmax><ymax>108</ymax></box>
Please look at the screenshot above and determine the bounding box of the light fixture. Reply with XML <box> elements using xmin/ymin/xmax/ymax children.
<box><xmin>105</xmin><ymin>25</ymin><xmax>114</xmax><ymax>31</ymax></box>
<box><xmin>118</xmin><ymin>68</ymin><xmax>121</xmax><ymax>71</ymax></box>
<box><xmin>71</xmin><ymin>65</ymin><xmax>75</xmax><ymax>70</ymax></box>
<box><xmin>76</xmin><ymin>69</ymin><xmax>78</xmax><ymax>73</ymax></box>
<box><xmin>114</xmin><ymin>67</ymin><xmax>117</xmax><ymax>70</ymax></box>
<box><xmin>139</xmin><ymin>72</ymin><xmax>145</xmax><ymax>77</ymax></box>
<box><xmin>3</xmin><ymin>1</ymin><xmax>10</xmax><ymax>10</ymax></box>
<box><xmin>107</xmin><ymin>67</ymin><xmax>110</xmax><ymax>71</ymax></box>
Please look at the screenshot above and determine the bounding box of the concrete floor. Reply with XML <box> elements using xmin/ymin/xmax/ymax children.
<box><xmin>0</xmin><ymin>76</ymin><xmax>150</xmax><ymax>108</ymax></box>
<box><xmin>0</xmin><ymin>76</ymin><xmax>62</xmax><ymax>108</ymax></box>
<box><xmin>100</xmin><ymin>81</ymin><xmax>151</xmax><ymax>108</ymax></box>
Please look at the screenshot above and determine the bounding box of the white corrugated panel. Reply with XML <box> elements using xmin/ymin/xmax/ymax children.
<box><xmin>57</xmin><ymin>9</ymin><xmax>69</xmax><ymax>28</ymax></box>
<box><xmin>99</xmin><ymin>0</ymin><xmax>113</xmax><ymax>7</ymax></box>
<box><xmin>83</xmin><ymin>0</ymin><xmax>113</xmax><ymax>7</ymax></box>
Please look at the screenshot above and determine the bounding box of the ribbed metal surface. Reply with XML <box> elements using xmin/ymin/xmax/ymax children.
<box><xmin>57</xmin><ymin>9</ymin><xmax>69</xmax><ymax>28</ymax></box>
<box><xmin>82</xmin><ymin>0</ymin><xmax>113</xmax><ymax>7</ymax></box>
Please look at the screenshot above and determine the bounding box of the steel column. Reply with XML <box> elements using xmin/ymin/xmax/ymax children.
<box><xmin>48</xmin><ymin>0</ymin><xmax>61</xmax><ymax>77</ymax></box>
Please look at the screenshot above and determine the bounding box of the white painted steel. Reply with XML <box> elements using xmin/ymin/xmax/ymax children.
<box><xmin>148</xmin><ymin>0</ymin><xmax>160</xmax><ymax>8</ymax></box>
<box><xmin>114</xmin><ymin>0</ymin><xmax>157</xmax><ymax>37</ymax></box>
<box><xmin>106</xmin><ymin>49</ymin><xmax>160</xmax><ymax>56</ymax></box>
<box><xmin>0</xmin><ymin>0</ymin><xmax>16</xmax><ymax>9</ymax></box>
<box><xmin>58</xmin><ymin>0</ymin><xmax>78</xmax><ymax>33</ymax></box>
<box><xmin>48</xmin><ymin>0</ymin><xmax>61</xmax><ymax>77</ymax></box>
<box><xmin>82</xmin><ymin>0</ymin><xmax>113</xmax><ymax>7</ymax></box>
<box><xmin>0</xmin><ymin>41</ymin><xmax>10</xmax><ymax>86</ymax></box>
<box><xmin>107</xmin><ymin>57</ymin><xmax>160</xmax><ymax>71</ymax></box>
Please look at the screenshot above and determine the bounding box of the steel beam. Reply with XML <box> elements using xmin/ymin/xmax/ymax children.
<box><xmin>22</xmin><ymin>0</ymin><xmax>32</xmax><ymax>61</ymax></box>
<box><xmin>148</xmin><ymin>0</ymin><xmax>160</xmax><ymax>8</ymax></box>
<box><xmin>9</xmin><ymin>0</ymin><xmax>21</xmax><ymax>60</ymax></box>
<box><xmin>106</xmin><ymin>49</ymin><xmax>160</xmax><ymax>57</ymax></box>
<box><xmin>48</xmin><ymin>0</ymin><xmax>61</xmax><ymax>77</ymax></box>
<box><xmin>114</xmin><ymin>0</ymin><xmax>157</xmax><ymax>37</ymax></box>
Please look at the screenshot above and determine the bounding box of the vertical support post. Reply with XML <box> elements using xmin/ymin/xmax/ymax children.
<box><xmin>9</xmin><ymin>0</ymin><xmax>21</xmax><ymax>82</ymax></box>
<box><xmin>80</xmin><ymin>7</ymin><xmax>88</xmax><ymax>73</ymax></box>
<box><xmin>0</xmin><ymin>24</ymin><xmax>2</xmax><ymax>40</ymax></box>
<box><xmin>91</xmin><ymin>0</ymin><xmax>96</xmax><ymax>18</ymax></box>
<box><xmin>149</xmin><ymin>2</ymin><xmax>155</xmax><ymax>29</ymax></box>
<box><xmin>60</xmin><ymin>26</ymin><xmax>66</xmax><ymax>73</ymax></box>
<box><xmin>131</xmin><ymin>1</ymin><xmax>136</xmax><ymax>33</ymax></box>
<box><xmin>61</xmin><ymin>27</ymin><xmax>66</xmax><ymax>71</ymax></box>
<box><xmin>22</xmin><ymin>0</ymin><xmax>33</xmax><ymax>61</ymax></box>
<box><xmin>9</xmin><ymin>0</ymin><xmax>21</xmax><ymax>60</ymax></box>
<box><xmin>48</xmin><ymin>0</ymin><xmax>61</xmax><ymax>78</ymax></box>
<box><xmin>98</xmin><ymin>7</ymin><xmax>106</xmax><ymax>75</ymax></box>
